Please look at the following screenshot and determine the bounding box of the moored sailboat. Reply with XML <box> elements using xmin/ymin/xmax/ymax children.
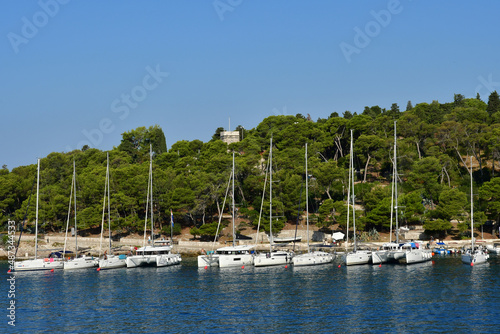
<box><xmin>342</xmin><ymin>131</ymin><xmax>371</xmax><ymax>266</ymax></box>
<box><xmin>14</xmin><ymin>159</ymin><xmax>64</xmax><ymax>271</ymax></box>
<box><xmin>218</xmin><ymin>152</ymin><xmax>254</xmax><ymax>268</ymax></box>
<box><xmin>98</xmin><ymin>153</ymin><xmax>126</xmax><ymax>270</ymax></box>
<box><xmin>372</xmin><ymin>121</ymin><xmax>400</xmax><ymax>264</ymax></box>
<box><xmin>198</xmin><ymin>152</ymin><xmax>254</xmax><ymax>268</ymax></box>
<box><xmin>293</xmin><ymin>143</ymin><xmax>334</xmax><ymax>267</ymax></box>
<box><xmin>126</xmin><ymin>145</ymin><xmax>181</xmax><ymax>268</ymax></box>
<box><xmin>63</xmin><ymin>160</ymin><xmax>98</xmax><ymax>270</ymax></box>
<box><xmin>461</xmin><ymin>156</ymin><xmax>489</xmax><ymax>265</ymax></box>
<box><xmin>254</xmin><ymin>137</ymin><xmax>294</xmax><ymax>267</ymax></box>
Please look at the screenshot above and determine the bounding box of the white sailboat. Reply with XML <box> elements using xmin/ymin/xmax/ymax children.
<box><xmin>98</xmin><ymin>153</ymin><xmax>126</xmax><ymax>270</ymax></box>
<box><xmin>217</xmin><ymin>152</ymin><xmax>254</xmax><ymax>268</ymax></box>
<box><xmin>197</xmin><ymin>175</ymin><xmax>231</xmax><ymax>268</ymax></box>
<box><xmin>63</xmin><ymin>160</ymin><xmax>98</xmax><ymax>270</ymax></box>
<box><xmin>293</xmin><ymin>143</ymin><xmax>334</xmax><ymax>267</ymax></box>
<box><xmin>254</xmin><ymin>137</ymin><xmax>294</xmax><ymax>267</ymax></box>
<box><xmin>126</xmin><ymin>146</ymin><xmax>181</xmax><ymax>268</ymax></box>
<box><xmin>461</xmin><ymin>156</ymin><xmax>489</xmax><ymax>265</ymax></box>
<box><xmin>342</xmin><ymin>130</ymin><xmax>372</xmax><ymax>266</ymax></box>
<box><xmin>372</xmin><ymin>121</ymin><xmax>400</xmax><ymax>265</ymax></box>
<box><xmin>14</xmin><ymin>159</ymin><xmax>64</xmax><ymax>271</ymax></box>
<box><xmin>198</xmin><ymin>152</ymin><xmax>254</xmax><ymax>268</ymax></box>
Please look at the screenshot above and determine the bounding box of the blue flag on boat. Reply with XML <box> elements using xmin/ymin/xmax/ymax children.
<box><xmin>170</xmin><ymin>210</ymin><xmax>174</xmax><ymax>227</ymax></box>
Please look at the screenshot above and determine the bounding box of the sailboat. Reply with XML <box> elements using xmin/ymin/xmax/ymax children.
<box><xmin>342</xmin><ymin>130</ymin><xmax>372</xmax><ymax>266</ymax></box>
<box><xmin>373</xmin><ymin>121</ymin><xmax>402</xmax><ymax>264</ymax></box>
<box><xmin>461</xmin><ymin>156</ymin><xmax>489</xmax><ymax>265</ymax></box>
<box><xmin>63</xmin><ymin>160</ymin><xmax>98</xmax><ymax>270</ymax></box>
<box><xmin>254</xmin><ymin>137</ymin><xmax>294</xmax><ymax>267</ymax></box>
<box><xmin>98</xmin><ymin>153</ymin><xmax>126</xmax><ymax>270</ymax></box>
<box><xmin>126</xmin><ymin>145</ymin><xmax>181</xmax><ymax>268</ymax></box>
<box><xmin>198</xmin><ymin>152</ymin><xmax>254</xmax><ymax>268</ymax></box>
<box><xmin>197</xmin><ymin>170</ymin><xmax>231</xmax><ymax>268</ymax></box>
<box><xmin>14</xmin><ymin>159</ymin><xmax>64</xmax><ymax>271</ymax></box>
<box><xmin>292</xmin><ymin>143</ymin><xmax>334</xmax><ymax>266</ymax></box>
<box><xmin>216</xmin><ymin>152</ymin><xmax>255</xmax><ymax>268</ymax></box>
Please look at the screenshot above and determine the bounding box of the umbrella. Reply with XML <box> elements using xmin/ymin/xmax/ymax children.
<box><xmin>332</xmin><ymin>232</ymin><xmax>345</xmax><ymax>240</ymax></box>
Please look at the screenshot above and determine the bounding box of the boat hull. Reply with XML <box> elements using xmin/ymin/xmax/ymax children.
<box><xmin>64</xmin><ymin>257</ymin><xmax>98</xmax><ymax>270</ymax></box>
<box><xmin>156</xmin><ymin>254</ymin><xmax>182</xmax><ymax>267</ymax></box>
<box><xmin>486</xmin><ymin>245</ymin><xmax>500</xmax><ymax>254</ymax></box>
<box><xmin>99</xmin><ymin>255</ymin><xmax>127</xmax><ymax>269</ymax></box>
<box><xmin>126</xmin><ymin>255</ymin><xmax>150</xmax><ymax>268</ymax></box>
<box><xmin>198</xmin><ymin>254</ymin><xmax>219</xmax><ymax>267</ymax></box>
<box><xmin>292</xmin><ymin>251</ymin><xmax>334</xmax><ymax>267</ymax></box>
<box><xmin>400</xmin><ymin>250</ymin><xmax>433</xmax><ymax>264</ymax></box>
<box><xmin>342</xmin><ymin>251</ymin><xmax>371</xmax><ymax>266</ymax></box>
<box><xmin>254</xmin><ymin>251</ymin><xmax>293</xmax><ymax>267</ymax></box>
<box><xmin>461</xmin><ymin>252</ymin><xmax>489</xmax><ymax>265</ymax></box>
<box><xmin>218</xmin><ymin>254</ymin><xmax>254</xmax><ymax>268</ymax></box>
<box><xmin>14</xmin><ymin>258</ymin><xmax>64</xmax><ymax>271</ymax></box>
<box><xmin>371</xmin><ymin>250</ymin><xmax>389</xmax><ymax>264</ymax></box>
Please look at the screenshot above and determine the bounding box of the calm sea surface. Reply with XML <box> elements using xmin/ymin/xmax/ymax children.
<box><xmin>3</xmin><ymin>255</ymin><xmax>500</xmax><ymax>333</ymax></box>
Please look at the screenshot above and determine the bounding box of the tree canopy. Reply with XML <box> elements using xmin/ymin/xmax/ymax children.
<box><xmin>2</xmin><ymin>93</ymin><xmax>500</xmax><ymax>240</ymax></box>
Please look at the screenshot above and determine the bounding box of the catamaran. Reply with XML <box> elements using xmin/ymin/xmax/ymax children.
<box><xmin>461</xmin><ymin>157</ymin><xmax>489</xmax><ymax>265</ymax></box>
<box><xmin>292</xmin><ymin>143</ymin><xmax>334</xmax><ymax>267</ymax></box>
<box><xmin>127</xmin><ymin>146</ymin><xmax>181</xmax><ymax>268</ymax></box>
<box><xmin>14</xmin><ymin>159</ymin><xmax>64</xmax><ymax>271</ymax></box>
<box><xmin>98</xmin><ymin>153</ymin><xmax>126</xmax><ymax>270</ymax></box>
<box><xmin>63</xmin><ymin>160</ymin><xmax>98</xmax><ymax>270</ymax></box>
<box><xmin>342</xmin><ymin>130</ymin><xmax>372</xmax><ymax>266</ymax></box>
<box><xmin>254</xmin><ymin>137</ymin><xmax>294</xmax><ymax>267</ymax></box>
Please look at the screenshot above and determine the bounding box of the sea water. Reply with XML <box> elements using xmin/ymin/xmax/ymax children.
<box><xmin>2</xmin><ymin>255</ymin><xmax>500</xmax><ymax>333</ymax></box>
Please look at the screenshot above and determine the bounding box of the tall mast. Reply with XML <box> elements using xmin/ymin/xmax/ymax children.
<box><xmin>306</xmin><ymin>143</ymin><xmax>310</xmax><ymax>253</ymax></box>
<box><xmin>346</xmin><ymin>135</ymin><xmax>351</xmax><ymax>252</ymax></box>
<box><xmin>394</xmin><ymin>123</ymin><xmax>399</xmax><ymax>244</ymax></box>
<box><xmin>35</xmin><ymin>159</ymin><xmax>40</xmax><ymax>259</ymax></box>
<box><xmin>390</xmin><ymin>121</ymin><xmax>396</xmax><ymax>244</ymax></box>
<box><xmin>143</xmin><ymin>148</ymin><xmax>151</xmax><ymax>249</ymax></box>
<box><xmin>150</xmin><ymin>144</ymin><xmax>154</xmax><ymax>246</ymax></box>
<box><xmin>470</xmin><ymin>156</ymin><xmax>474</xmax><ymax>250</ymax></box>
<box><xmin>107</xmin><ymin>153</ymin><xmax>111</xmax><ymax>253</ymax></box>
<box><xmin>73</xmin><ymin>160</ymin><xmax>77</xmax><ymax>257</ymax></box>
<box><xmin>232</xmin><ymin>151</ymin><xmax>235</xmax><ymax>247</ymax></box>
<box><xmin>99</xmin><ymin>154</ymin><xmax>107</xmax><ymax>257</ymax></box>
<box><xmin>269</xmin><ymin>137</ymin><xmax>273</xmax><ymax>252</ymax></box>
<box><xmin>351</xmin><ymin>130</ymin><xmax>357</xmax><ymax>252</ymax></box>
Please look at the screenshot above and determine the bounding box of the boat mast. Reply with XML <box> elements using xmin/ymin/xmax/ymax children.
<box><xmin>390</xmin><ymin>122</ymin><xmax>395</xmax><ymax>244</ymax></box>
<box><xmin>150</xmin><ymin>144</ymin><xmax>154</xmax><ymax>246</ymax></box>
<box><xmin>394</xmin><ymin>123</ymin><xmax>399</xmax><ymax>244</ymax></box>
<box><xmin>306</xmin><ymin>142</ymin><xmax>310</xmax><ymax>253</ymax></box>
<box><xmin>345</xmin><ymin>135</ymin><xmax>351</xmax><ymax>253</ymax></box>
<box><xmin>63</xmin><ymin>161</ymin><xmax>74</xmax><ymax>260</ymax></box>
<box><xmin>470</xmin><ymin>156</ymin><xmax>474</xmax><ymax>250</ymax></box>
<box><xmin>35</xmin><ymin>159</ymin><xmax>40</xmax><ymax>259</ymax></box>
<box><xmin>269</xmin><ymin>137</ymin><xmax>273</xmax><ymax>252</ymax></box>
<box><xmin>143</xmin><ymin>149</ymin><xmax>151</xmax><ymax>249</ymax></box>
<box><xmin>107</xmin><ymin>153</ymin><xmax>111</xmax><ymax>253</ymax></box>
<box><xmin>99</xmin><ymin>154</ymin><xmax>108</xmax><ymax>257</ymax></box>
<box><xmin>232</xmin><ymin>151</ymin><xmax>235</xmax><ymax>248</ymax></box>
<box><xmin>350</xmin><ymin>130</ymin><xmax>357</xmax><ymax>253</ymax></box>
<box><xmin>73</xmin><ymin>160</ymin><xmax>78</xmax><ymax>257</ymax></box>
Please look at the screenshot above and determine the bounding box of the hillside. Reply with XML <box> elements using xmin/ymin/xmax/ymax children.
<box><xmin>1</xmin><ymin>93</ymin><xmax>500</xmax><ymax>241</ymax></box>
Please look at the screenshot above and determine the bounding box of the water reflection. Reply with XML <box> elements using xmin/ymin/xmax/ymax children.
<box><xmin>2</xmin><ymin>256</ymin><xmax>499</xmax><ymax>333</ymax></box>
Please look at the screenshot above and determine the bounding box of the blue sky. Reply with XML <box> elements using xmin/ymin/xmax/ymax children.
<box><xmin>1</xmin><ymin>0</ymin><xmax>499</xmax><ymax>170</ymax></box>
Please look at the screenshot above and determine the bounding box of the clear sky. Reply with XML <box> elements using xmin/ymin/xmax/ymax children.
<box><xmin>1</xmin><ymin>0</ymin><xmax>499</xmax><ymax>170</ymax></box>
